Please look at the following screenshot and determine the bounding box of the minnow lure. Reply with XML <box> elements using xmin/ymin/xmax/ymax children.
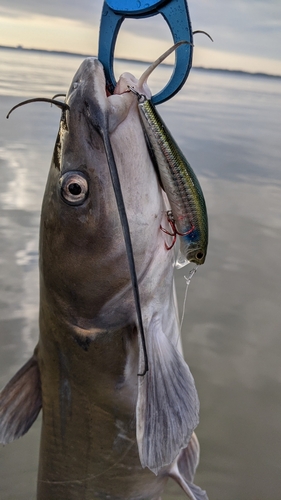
<box><xmin>128</xmin><ymin>41</ymin><xmax>208</xmax><ymax>267</ymax></box>
<box><xmin>131</xmin><ymin>86</ymin><xmax>208</xmax><ymax>266</ymax></box>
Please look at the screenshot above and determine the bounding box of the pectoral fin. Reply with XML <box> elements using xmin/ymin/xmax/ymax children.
<box><xmin>136</xmin><ymin>316</ymin><xmax>199</xmax><ymax>474</ymax></box>
<box><xmin>0</xmin><ymin>353</ymin><xmax>42</xmax><ymax>444</ymax></box>
<box><xmin>168</xmin><ymin>433</ymin><xmax>209</xmax><ymax>500</ymax></box>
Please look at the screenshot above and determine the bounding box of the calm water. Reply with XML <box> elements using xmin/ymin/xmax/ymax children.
<box><xmin>0</xmin><ymin>47</ymin><xmax>281</xmax><ymax>499</ymax></box>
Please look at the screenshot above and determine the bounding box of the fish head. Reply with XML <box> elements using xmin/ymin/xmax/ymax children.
<box><xmin>39</xmin><ymin>57</ymin><xmax>167</xmax><ymax>331</ymax></box>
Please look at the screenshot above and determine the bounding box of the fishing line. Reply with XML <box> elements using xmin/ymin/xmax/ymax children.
<box><xmin>177</xmin><ymin>266</ymin><xmax>198</xmax><ymax>345</ymax></box>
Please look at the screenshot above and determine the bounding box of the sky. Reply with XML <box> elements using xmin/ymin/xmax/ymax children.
<box><xmin>0</xmin><ymin>0</ymin><xmax>281</xmax><ymax>75</ymax></box>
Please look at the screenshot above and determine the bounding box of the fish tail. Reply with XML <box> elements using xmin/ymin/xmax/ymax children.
<box><xmin>168</xmin><ymin>433</ymin><xmax>209</xmax><ymax>500</ymax></box>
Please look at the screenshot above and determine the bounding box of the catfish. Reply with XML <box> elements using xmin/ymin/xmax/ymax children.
<box><xmin>0</xmin><ymin>57</ymin><xmax>208</xmax><ymax>500</ymax></box>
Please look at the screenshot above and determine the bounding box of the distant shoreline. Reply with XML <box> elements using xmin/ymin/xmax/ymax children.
<box><xmin>1</xmin><ymin>44</ymin><xmax>280</xmax><ymax>80</ymax></box>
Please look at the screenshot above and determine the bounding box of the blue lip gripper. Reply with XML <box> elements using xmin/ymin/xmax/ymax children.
<box><xmin>98</xmin><ymin>0</ymin><xmax>193</xmax><ymax>105</ymax></box>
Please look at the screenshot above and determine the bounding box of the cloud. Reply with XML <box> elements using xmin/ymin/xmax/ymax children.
<box><xmin>0</xmin><ymin>0</ymin><xmax>280</xmax><ymax>72</ymax></box>
<box><xmin>0</xmin><ymin>1</ymin><xmax>101</xmax><ymax>24</ymax></box>
<box><xmin>189</xmin><ymin>0</ymin><xmax>281</xmax><ymax>60</ymax></box>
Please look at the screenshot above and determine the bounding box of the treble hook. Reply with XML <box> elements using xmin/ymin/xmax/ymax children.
<box><xmin>160</xmin><ymin>210</ymin><xmax>194</xmax><ymax>250</ymax></box>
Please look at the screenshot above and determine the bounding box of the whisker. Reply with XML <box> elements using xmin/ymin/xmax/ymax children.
<box><xmin>193</xmin><ymin>30</ymin><xmax>214</xmax><ymax>42</ymax></box>
<box><xmin>52</xmin><ymin>93</ymin><xmax>67</xmax><ymax>99</ymax></box>
<box><xmin>6</xmin><ymin>98</ymin><xmax>70</xmax><ymax>119</ymax></box>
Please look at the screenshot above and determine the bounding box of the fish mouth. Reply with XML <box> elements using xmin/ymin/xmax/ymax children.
<box><xmin>65</xmin><ymin>58</ymin><xmax>138</xmax><ymax>132</ymax></box>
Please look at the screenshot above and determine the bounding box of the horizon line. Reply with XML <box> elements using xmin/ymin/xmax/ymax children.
<box><xmin>1</xmin><ymin>44</ymin><xmax>280</xmax><ymax>80</ymax></box>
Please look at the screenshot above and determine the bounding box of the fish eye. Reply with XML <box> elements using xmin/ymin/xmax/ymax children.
<box><xmin>60</xmin><ymin>171</ymin><xmax>88</xmax><ymax>205</ymax></box>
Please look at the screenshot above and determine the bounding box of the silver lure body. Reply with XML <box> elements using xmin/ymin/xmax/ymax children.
<box><xmin>136</xmin><ymin>95</ymin><xmax>208</xmax><ymax>266</ymax></box>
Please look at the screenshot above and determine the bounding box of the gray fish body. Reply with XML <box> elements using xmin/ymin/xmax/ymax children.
<box><xmin>0</xmin><ymin>58</ymin><xmax>208</xmax><ymax>500</ymax></box>
<box><xmin>37</xmin><ymin>58</ymin><xmax>172</xmax><ymax>499</ymax></box>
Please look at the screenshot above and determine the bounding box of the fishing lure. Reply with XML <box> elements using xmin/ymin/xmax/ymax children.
<box><xmin>130</xmin><ymin>86</ymin><xmax>208</xmax><ymax>267</ymax></box>
<box><xmin>128</xmin><ymin>42</ymin><xmax>208</xmax><ymax>267</ymax></box>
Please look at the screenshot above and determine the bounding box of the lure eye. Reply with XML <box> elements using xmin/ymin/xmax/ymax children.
<box><xmin>60</xmin><ymin>171</ymin><xmax>88</xmax><ymax>205</ymax></box>
<box><xmin>196</xmin><ymin>251</ymin><xmax>204</xmax><ymax>261</ymax></box>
